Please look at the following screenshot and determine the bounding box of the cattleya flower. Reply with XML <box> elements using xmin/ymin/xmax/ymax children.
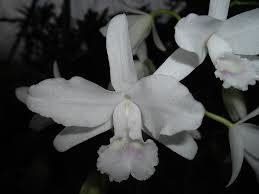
<box><xmin>15</xmin><ymin>14</ymin><xmax>204</xmax><ymax>182</ymax></box>
<box><xmin>228</xmin><ymin>107</ymin><xmax>259</xmax><ymax>185</ymax></box>
<box><xmin>174</xmin><ymin>8</ymin><xmax>259</xmax><ymax>91</ymax></box>
<box><xmin>100</xmin><ymin>9</ymin><xmax>166</xmax><ymax>62</ymax></box>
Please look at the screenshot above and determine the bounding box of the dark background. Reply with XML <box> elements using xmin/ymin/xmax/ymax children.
<box><xmin>1</xmin><ymin>0</ymin><xmax>259</xmax><ymax>193</ymax></box>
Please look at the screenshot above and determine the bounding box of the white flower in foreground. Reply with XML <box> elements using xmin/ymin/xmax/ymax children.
<box><xmin>15</xmin><ymin>14</ymin><xmax>204</xmax><ymax>182</ymax></box>
<box><xmin>174</xmin><ymin>9</ymin><xmax>259</xmax><ymax>91</ymax></box>
<box><xmin>228</xmin><ymin>107</ymin><xmax>259</xmax><ymax>186</ymax></box>
<box><xmin>100</xmin><ymin>10</ymin><xmax>166</xmax><ymax>61</ymax></box>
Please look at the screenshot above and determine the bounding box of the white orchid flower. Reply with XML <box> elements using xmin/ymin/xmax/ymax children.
<box><xmin>100</xmin><ymin>10</ymin><xmax>166</xmax><ymax>62</ymax></box>
<box><xmin>15</xmin><ymin>14</ymin><xmax>204</xmax><ymax>182</ymax></box>
<box><xmin>228</xmin><ymin>107</ymin><xmax>259</xmax><ymax>186</ymax></box>
<box><xmin>174</xmin><ymin>8</ymin><xmax>259</xmax><ymax>91</ymax></box>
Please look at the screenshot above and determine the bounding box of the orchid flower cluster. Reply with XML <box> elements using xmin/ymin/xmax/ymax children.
<box><xmin>15</xmin><ymin>0</ymin><xmax>259</xmax><ymax>187</ymax></box>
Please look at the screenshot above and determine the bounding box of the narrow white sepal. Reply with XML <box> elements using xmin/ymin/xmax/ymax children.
<box><xmin>208</xmin><ymin>0</ymin><xmax>230</xmax><ymax>20</ymax></box>
<box><xmin>54</xmin><ymin>120</ymin><xmax>112</xmax><ymax>152</ymax></box>
<box><xmin>227</xmin><ymin>126</ymin><xmax>245</xmax><ymax>186</ymax></box>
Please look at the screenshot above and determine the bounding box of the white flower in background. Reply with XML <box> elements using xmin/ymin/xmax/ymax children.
<box><xmin>16</xmin><ymin>14</ymin><xmax>204</xmax><ymax>182</ymax></box>
<box><xmin>100</xmin><ymin>10</ymin><xmax>166</xmax><ymax>62</ymax></box>
<box><xmin>174</xmin><ymin>8</ymin><xmax>259</xmax><ymax>91</ymax></box>
<box><xmin>222</xmin><ymin>87</ymin><xmax>247</xmax><ymax>122</ymax></box>
<box><xmin>228</xmin><ymin>107</ymin><xmax>259</xmax><ymax>186</ymax></box>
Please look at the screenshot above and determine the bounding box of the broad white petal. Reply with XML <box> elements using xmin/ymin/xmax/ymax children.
<box><xmin>15</xmin><ymin>87</ymin><xmax>29</xmax><ymax>104</ymax></box>
<box><xmin>152</xmin><ymin>24</ymin><xmax>166</xmax><ymax>51</ymax></box>
<box><xmin>244</xmin><ymin>152</ymin><xmax>259</xmax><ymax>183</ymax></box>
<box><xmin>215</xmin><ymin>9</ymin><xmax>259</xmax><ymax>55</ymax></box>
<box><xmin>222</xmin><ymin>88</ymin><xmax>247</xmax><ymax>122</ymax></box>
<box><xmin>227</xmin><ymin>126</ymin><xmax>245</xmax><ymax>186</ymax></box>
<box><xmin>54</xmin><ymin>120</ymin><xmax>112</xmax><ymax>152</ymax></box>
<box><xmin>213</xmin><ymin>53</ymin><xmax>258</xmax><ymax>91</ymax></box>
<box><xmin>128</xmin><ymin>14</ymin><xmax>153</xmax><ymax>53</ymax></box>
<box><xmin>237</xmin><ymin>123</ymin><xmax>259</xmax><ymax>159</ymax></box>
<box><xmin>237</xmin><ymin>107</ymin><xmax>259</xmax><ymax>124</ymax></box>
<box><xmin>29</xmin><ymin>114</ymin><xmax>54</xmax><ymax>131</ymax></box>
<box><xmin>154</xmin><ymin>48</ymin><xmax>199</xmax><ymax>81</ymax></box>
<box><xmin>97</xmin><ymin>138</ymin><xmax>158</xmax><ymax>182</ymax></box>
<box><xmin>113</xmin><ymin>99</ymin><xmax>142</xmax><ymax>140</ymax></box>
<box><xmin>158</xmin><ymin>132</ymin><xmax>198</xmax><ymax>160</ymax></box>
<box><xmin>26</xmin><ymin>77</ymin><xmax>123</xmax><ymax>127</ymax></box>
<box><xmin>128</xmin><ymin>75</ymin><xmax>205</xmax><ymax>138</ymax></box>
<box><xmin>175</xmin><ymin>13</ymin><xmax>222</xmax><ymax>63</ymax></box>
<box><xmin>107</xmin><ymin>14</ymin><xmax>138</xmax><ymax>92</ymax></box>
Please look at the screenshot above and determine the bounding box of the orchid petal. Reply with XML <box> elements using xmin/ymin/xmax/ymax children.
<box><xmin>215</xmin><ymin>9</ymin><xmax>259</xmax><ymax>55</ymax></box>
<box><xmin>128</xmin><ymin>75</ymin><xmax>205</xmax><ymax>138</ymax></box>
<box><xmin>107</xmin><ymin>14</ymin><xmax>138</xmax><ymax>92</ymax></box>
<box><xmin>97</xmin><ymin>138</ymin><xmax>158</xmax><ymax>182</ymax></box>
<box><xmin>152</xmin><ymin>24</ymin><xmax>166</xmax><ymax>51</ymax></box>
<box><xmin>128</xmin><ymin>14</ymin><xmax>153</xmax><ymax>53</ymax></box>
<box><xmin>238</xmin><ymin>123</ymin><xmax>259</xmax><ymax>159</ymax></box>
<box><xmin>214</xmin><ymin>53</ymin><xmax>258</xmax><ymax>91</ymax></box>
<box><xmin>15</xmin><ymin>87</ymin><xmax>29</xmax><ymax>104</ymax></box>
<box><xmin>244</xmin><ymin>152</ymin><xmax>259</xmax><ymax>183</ymax></box>
<box><xmin>53</xmin><ymin>120</ymin><xmax>112</xmax><ymax>152</ymax></box>
<box><xmin>175</xmin><ymin>13</ymin><xmax>222</xmax><ymax>63</ymax></box>
<box><xmin>26</xmin><ymin>77</ymin><xmax>123</xmax><ymax>127</ymax></box>
<box><xmin>222</xmin><ymin>88</ymin><xmax>247</xmax><ymax>122</ymax></box>
<box><xmin>154</xmin><ymin>48</ymin><xmax>199</xmax><ymax>81</ymax></box>
<box><xmin>208</xmin><ymin>0</ymin><xmax>230</xmax><ymax>20</ymax></box>
<box><xmin>207</xmin><ymin>34</ymin><xmax>233</xmax><ymax>63</ymax></box>
<box><xmin>237</xmin><ymin>107</ymin><xmax>259</xmax><ymax>124</ymax></box>
<box><xmin>158</xmin><ymin>132</ymin><xmax>198</xmax><ymax>160</ymax></box>
<box><xmin>131</xmin><ymin>139</ymin><xmax>159</xmax><ymax>180</ymax></box>
<box><xmin>113</xmin><ymin>100</ymin><xmax>142</xmax><ymax>140</ymax></box>
<box><xmin>29</xmin><ymin>114</ymin><xmax>54</xmax><ymax>131</ymax></box>
<box><xmin>97</xmin><ymin>140</ymin><xmax>131</xmax><ymax>182</ymax></box>
<box><xmin>107</xmin><ymin>60</ymin><xmax>150</xmax><ymax>91</ymax></box>
<box><xmin>227</xmin><ymin>126</ymin><xmax>245</xmax><ymax>186</ymax></box>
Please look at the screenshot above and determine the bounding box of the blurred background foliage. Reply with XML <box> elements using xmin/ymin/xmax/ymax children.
<box><xmin>1</xmin><ymin>0</ymin><xmax>259</xmax><ymax>194</ymax></box>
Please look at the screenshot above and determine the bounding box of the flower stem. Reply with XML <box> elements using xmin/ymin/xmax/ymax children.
<box><xmin>205</xmin><ymin>110</ymin><xmax>234</xmax><ymax>129</ymax></box>
<box><xmin>150</xmin><ymin>9</ymin><xmax>181</xmax><ymax>21</ymax></box>
<box><xmin>230</xmin><ymin>0</ymin><xmax>259</xmax><ymax>7</ymax></box>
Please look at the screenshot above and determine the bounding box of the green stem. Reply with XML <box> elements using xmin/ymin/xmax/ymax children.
<box><xmin>150</xmin><ymin>9</ymin><xmax>181</xmax><ymax>21</ymax></box>
<box><xmin>230</xmin><ymin>0</ymin><xmax>259</xmax><ymax>7</ymax></box>
<box><xmin>205</xmin><ymin>111</ymin><xmax>234</xmax><ymax>129</ymax></box>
